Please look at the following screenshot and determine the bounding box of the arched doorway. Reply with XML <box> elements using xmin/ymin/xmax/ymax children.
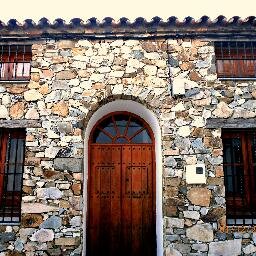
<box><xmin>87</xmin><ymin>111</ymin><xmax>156</xmax><ymax>256</ymax></box>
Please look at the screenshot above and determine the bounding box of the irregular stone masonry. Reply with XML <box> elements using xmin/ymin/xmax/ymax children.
<box><xmin>0</xmin><ymin>38</ymin><xmax>255</xmax><ymax>255</ymax></box>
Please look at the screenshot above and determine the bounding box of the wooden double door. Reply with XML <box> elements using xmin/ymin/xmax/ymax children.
<box><xmin>87</xmin><ymin>112</ymin><xmax>156</xmax><ymax>256</ymax></box>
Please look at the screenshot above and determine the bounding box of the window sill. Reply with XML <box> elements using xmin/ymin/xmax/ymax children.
<box><xmin>219</xmin><ymin>77</ymin><xmax>256</xmax><ymax>81</ymax></box>
<box><xmin>0</xmin><ymin>80</ymin><xmax>30</xmax><ymax>83</ymax></box>
<box><xmin>0</xmin><ymin>222</ymin><xmax>20</xmax><ymax>226</ymax></box>
<box><xmin>227</xmin><ymin>218</ymin><xmax>256</xmax><ymax>226</ymax></box>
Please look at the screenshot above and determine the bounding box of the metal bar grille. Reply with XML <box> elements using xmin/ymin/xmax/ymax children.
<box><xmin>215</xmin><ymin>41</ymin><xmax>256</xmax><ymax>79</ymax></box>
<box><xmin>0</xmin><ymin>129</ymin><xmax>25</xmax><ymax>224</ymax></box>
<box><xmin>223</xmin><ymin>129</ymin><xmax>256</xmax><ymax>226</ymax></box>
<box><xmin>0</xmin><ymin>45</ymin><xmax>32</xmax><ymax>81</ymax></box>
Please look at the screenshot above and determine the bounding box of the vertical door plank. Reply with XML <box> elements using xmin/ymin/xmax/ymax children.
<box><xmin>121</xmin><ymin>145</ymin><xmax>132</xmax><ymax>256</ymax></box>
<box><xmin>99</xmin><ymin>146</ymin><xmax>112</xmax><ymax>255</ymax></box>
<box><xmin>131</xmin><ymin>145</ymin><xmax>143</xmax><ymax>256</ymax></box>
<box><xmin>144</xmin><ymin>145</ymin><xmax>155</xmax><ymax>256</ymax></box>
<box><xmin>110</xmin><ymin>146</ymin><xmax>122</xmax><ymax>256</ymax></box>
<box><xmin>88</xmin><ymin>145</ymin><xmax>101</xmax><ymax>256</ymax></box>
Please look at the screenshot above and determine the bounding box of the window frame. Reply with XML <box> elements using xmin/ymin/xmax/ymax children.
<box><xmin>222</xmin><ymin>129</ymin><xmax>256</xmax><ymax>225</ymax></box>
<box><xmin>0</xmin><ymin>128</ymin><xmax>26</xmax><ymax>224</ymax></box>
<box><xmin>0</xmin><ymin>45</ymin><xmax>32</xmax><ymax>82</ymax></box>
<box><xmin>215</xmin><ymin>41</ymin><xmax>256</xmax><ymax>80</ymax></box>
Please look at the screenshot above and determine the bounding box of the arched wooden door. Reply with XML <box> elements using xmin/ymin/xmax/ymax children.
<box><xmin>87</xmin><ymin>112</ymin><xmax>156</xmax><ymax>256</ymax></box>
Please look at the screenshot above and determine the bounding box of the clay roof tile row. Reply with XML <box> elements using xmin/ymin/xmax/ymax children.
<box><xmin>0</xmin><ymin>16</ymin><xmax>255</xmax><ymax>40</ymax></box>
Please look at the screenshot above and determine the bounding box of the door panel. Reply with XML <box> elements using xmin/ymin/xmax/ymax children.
<box><xmin>88</xmin><ymin>145</ymin><xmax>122</xmax><ymax>256</ymax></box>
<box><xmin>88</xmin><ymin>144</ymin><xmax>155</xmax><ymax>256</ymax></box>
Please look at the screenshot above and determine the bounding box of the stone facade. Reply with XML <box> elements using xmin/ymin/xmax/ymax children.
<box><xmin>0</xmin><ymin>37</ymin><xmax>256</xmax><ymax>255</ymax></box>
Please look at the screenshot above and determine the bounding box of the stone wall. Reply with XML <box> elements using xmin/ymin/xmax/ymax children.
<box><xmin>0</xmin><ymin>38</ymin><xmax>255</xmax><ymax>255</ymax></box>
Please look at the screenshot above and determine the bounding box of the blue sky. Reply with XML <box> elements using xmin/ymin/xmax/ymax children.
<box><xmin>0</xmin><ymin>0</ymin><xmax>255</xmax><ymax>22</ymax></box>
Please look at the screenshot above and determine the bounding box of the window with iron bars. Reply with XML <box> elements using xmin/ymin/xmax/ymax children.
<box><xmin>222</xmin><ymin>129</ymin><xmax>256</xmax><ymax>225</ymax></box>
<box><xmin>215</xmin><ymin>41</ymin><xmax>256</xmax><ymax>79</ymax></box>
<box><xmin>0</xmin><ymin>45</ymin><xmax>32</xmax><ymax>81</ymax></box>
<box><xmin>0</xmin><ymin>129</ymin><xmax>26</xmax><ymax>224</ymax></box>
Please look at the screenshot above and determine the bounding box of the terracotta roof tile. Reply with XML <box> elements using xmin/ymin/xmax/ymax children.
<box><xmin>0</xmin><ymin>16</ymin><xmax>255</xmax><ymax>40</ymax></box>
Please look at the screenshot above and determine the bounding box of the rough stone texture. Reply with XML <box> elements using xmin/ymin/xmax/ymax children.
<box><xmin>213</xmin><ymin>102</ymin><xmax>233</xmax><ymax>118</ymax></box>
<box><xmin>24</xmin><ymin>89</ymin><xmax>43</xmax><ymax>101</ymax></box>
<box><xmin>0</xmin><ymin>105</ymin><xmax>9</xmax><ymax>118</ymax></box>
<box><xmin>25</xmin><ymin>108</ymin><xmax>40</xmax><ymax>119</ymax></box>
<box><xmin>243</xmin><ymin>244</ymin><xmax>256</xmax><ymax>254</ymax></box>
<box><xmin>0</xmin><ymin>38</ymin><xmax>255</xmax><ymax>255</ymax></box>
<box><xmin>209</xmin><ymin>239</ymin><xmax>242</xmax><ymax>256</ymax></box>
<box><xmin>56</xmin><ymin>70</ymin><xmax>76</xmax><ymax>80</ymax></box>
<box><xmin>30</xmin><ymin>229</ymin><xmax>54</xmax><ymax>243</ymax></box>
<box><xmin>167</xmin><ymin>218</ymin><xmax>185</xmax><ymax>229</ymax></box>
<box><xmin>10</xmin><ymin>102</ymin><xmax>25</xmax><ymax>119</ymax></box>
<box><xmin>202</xmin><ymin>207</ymin><xmax>225</xmax><ymax>222</ymax></box>
<box><xmin>187</xmin><ymin>188</ymin><xmax>211</xmax><ymax>206</ymax></box>
<box><xmin>37</xmin><ymin>187</ymin><xmax>63</xmax><ymax>199</ymax></box>
<box><xmin>186</xmin><ymin>223</ymin><xmax>214</xmax><ymax>242</ymax></box>
<box><xmin>21</xmin><ymin>214</ymin><xmax>43</xmax><ymax>228</ymax></box>
<box><xmin>52</xmin><ymin>101</ymin><xmax>69</xmax><ymax>117</ymax></box>
<box><xmin>183</xmin><ymin>210</ymin><xmax>200</xmax><ymax>220</ymax></box>
<box><xmin>70</xmin><ymin>216</ymin><xmax>81</xmax><ymax>227</ymax></box>
<box><xmin>0</xmin><ymin>233</ymin><xmax>16</xmax><ymax>243</ymax></box>
<box><xmin>165</xmin><ymin>247</ymin><xmax>182</xmax><ymax>256</ymax></box>
<box><xmin>39</xmin><ymin>216</ymin><xmax>62</xmax><ymax>229</ymax></box>
<box><xmin>55</xmin><ymin>237</ymin><xmax>80</xmax><ymax>246</ymax></box>
<box><xmin>53</xmin><ymin>158</ymin><xmax>83</xmax><ymax>172</ymax></box>
<box><xmin>21</xmin><ymin>203</ymin><xmax>59</xmax><ymax>213</ymax></box>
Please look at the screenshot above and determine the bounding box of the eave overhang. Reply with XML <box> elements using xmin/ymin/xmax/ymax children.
<box><xmin>0</xmin><ymin>16</ymin><xmax>255</xmax><ymax>41</ymax></box>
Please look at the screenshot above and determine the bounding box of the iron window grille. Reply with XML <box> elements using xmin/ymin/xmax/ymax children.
<box><xmin>222</xmin><ymin>129</ymin><xmax>256</xmax><ymax>225</ymax></box>
<box><xmin>0</xmin><ymin>129</ymin><xmax>26</xmax><ymax>224</ymax></box>
<box><xmin>0</xmin><ymin>45</ymin><xmax>32</xmax><ymax>82</ymax></box>
<box><xmin>215</xmin><ymin>41</ymin><xmax>256</xmax><ymax>79</ymax></box>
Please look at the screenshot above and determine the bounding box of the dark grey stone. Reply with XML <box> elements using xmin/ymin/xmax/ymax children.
<box><xmin>206</xmin><ymin>118</ymin><xmax>256</xmax><ymax>129</ymax></box>
<box><xmin>174</xmin><ymin>137</ymin><xmax>191</xmax><ymax>151</ymax></box>
<box><xmin>54</xmin><ymin>158</ymin><xmax>83</xmax><ymax>172</ymax></box>
<box><xmin>173</xmin><ymin>243</ymin><xmax>191</xmax><ymax>254</ymax></box>
<box><xmin>0</xmin><ymin>243</ymin><xmax>7</xmax><ymax>252</ymax></box>
<box><xmin>166</xmin><ymin>234</ymin><xmax>180</xmax><ymax>242</ymax></box>
<box><xmin>208</xmin><ymin>64</ymin><xmax>216</xmax><ymax>74</ymax></box>
<box><xmin>233</xmin><ymin>232</ymin><xmax>243</xmax><ymax>239</ymax></box>
<box><xmin>168</xmin><ymin>56</ymin><xmax>179</xmax><ymax>67</ymax></box>
<box><xmin>132</xmin><ymin>50</ymin><xmax>144</xmax><ymax>60</ymax></box>
<box><xmin>57</xmin><ymin>122</ymin><xmax>73</xmax><ymax>134</ymax></box>
<box><xmin>216</xmin><ymin>231</ymin><xmax>226</xmax><ymax>241</ymax></box>
<box><xmin>56</xmin><ymin>147</ymin><xmax>73</xmax><ymax>157</ymax></box>
<box><xmin>0</xmin><ymin>232</ymin><xmax>16</xmax><ymax>243</ymax></box>
<box><xmin>185</xmin><ymin>88</ymin><xmax>200</xmax><ymax>97</ymax></box>
<box><xmin>175</xmin><ymin>228</ymin><xmax>186</xmax><ymax>235</ymax></box>
<box><xmin>71</xmin><ymin>245</ymin><xmax>82</xmax><ymax>256</ymax></box>
<box><xmin>191</xmin><ymin>138</ymin><xmax>203</xmax><ymax>149</ymax></box>
<box><xmin>179</xmin><ymin>186</ymin><xmax>187</xmax><ymax>195</ymax></box>
<box><xmin>40</xmin><ymin>216</ymin><xmax>62</xmax><ymax>229</ymax></box>
<box><xmin>47</xmin><ymin>248</ymin><xmax>62</xmax><ymax>256</ymax></box>
<box><xmin>14</xmin><ymin>238</ymin><xmax>24</xmax><ymax>252</ymax></box>
<box><xmin>189</xmin><ymin>253</ymin><xmax>207</xmax><ymax>256</ymax></box>
<box><xmin>164</xmin><ymin>156</ymin><xmax>177</xmax><ymax>168</ymax></box>
<box><xmin>242</xmin><ymin>100</ymin><xmax>256</xmax><ymax>109</ymax></box>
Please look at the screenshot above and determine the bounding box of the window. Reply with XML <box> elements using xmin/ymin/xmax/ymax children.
<box><xmin>92</xmin><ymin>112</ymin><xmax>152</xmax><ymax>144</ymax></box>
<box><xmin>0</xmin><ymin>129</ymin><xmax>26</xmax><ymax>223</ymax></box>
<box><xmin>0</xmin><ymin>45</ymin><xmax>32</xmax><ymax>81</ymax></box>
<box><xmin>222</xmin><ymin>129</ymin><xmax>256</xmax><ymax>225</ymax></box>
<box><xmin>215</xmin><ymin>42</ymin><xmax>256</xmax><ymax>79</ymax></box>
